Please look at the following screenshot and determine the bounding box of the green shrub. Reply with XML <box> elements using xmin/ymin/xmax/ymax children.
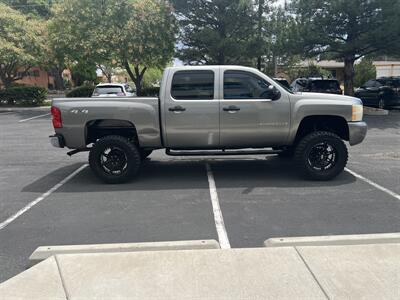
<box><xmin>141</xmin><ymin>86</ymin><xmax>159</xmax><ymax>97</ymax></box>
<box><xmin>66</xmin><ymin>85</ymin><xmax>94</xmax><ymax>97</ymax></box>
<box><xmin>0</xmin><ymin>86</ymin><xmax>47</xmax><ymax>106</ymax></box>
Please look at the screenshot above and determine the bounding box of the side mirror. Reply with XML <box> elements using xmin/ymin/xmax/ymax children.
<box><xmin>268</xmin><ymin>85</ymin><xmax>281</xmax><ymax>101</ymax></box>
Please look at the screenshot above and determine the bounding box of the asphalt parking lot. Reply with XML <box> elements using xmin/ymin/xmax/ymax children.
<box><xmin>0</xmin><ymin>108</ymin><xmax>399</xmax><ymax>282</ymax></box>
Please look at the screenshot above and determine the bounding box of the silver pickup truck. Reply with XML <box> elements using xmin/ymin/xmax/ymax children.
<box><xmin>50</xmin><ymin>66</ymin><xmax>367</xmax><ymax>183</ymax></box>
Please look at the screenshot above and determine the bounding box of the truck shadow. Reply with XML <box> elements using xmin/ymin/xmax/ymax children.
<box><xmin>22</xmin><ymin>156</ymin><xmax>356</xmax><ymax>193</ymax></box>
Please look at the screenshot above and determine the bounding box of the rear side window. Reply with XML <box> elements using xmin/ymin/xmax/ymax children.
<box><xmin>171</xmin><ymin>71</ymin><xmax>214</xmax><ymax>100</ymax></box>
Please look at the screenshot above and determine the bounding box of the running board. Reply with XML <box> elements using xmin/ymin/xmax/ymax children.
<box><xmin>166</xmin><ymin>148</ymin><xmax>282</xmax><ymax>156</ymax></box>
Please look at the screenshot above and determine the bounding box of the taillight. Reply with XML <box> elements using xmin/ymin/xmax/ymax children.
<box><xmin>51</xmin><ymin>106</ymin><xmax>62</xmax><ymax>128</ymax></box>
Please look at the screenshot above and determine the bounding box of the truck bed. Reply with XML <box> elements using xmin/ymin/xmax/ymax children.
<box><xmin>52</xmin><ymin>97</ymin><xmax>162</xmax><ymax>149</ymax></box>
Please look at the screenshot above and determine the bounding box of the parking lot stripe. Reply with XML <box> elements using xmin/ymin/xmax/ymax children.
<box><xmin>206</xmin><ymin>163</ymin><xmax>231</xmax><ymax>249</ymax></box>
<box><xmin>0</xmin><ymin>164</ymin><xmax>88</xmax><ymax>231</ymax></box>
<box><xmin>18</xmin><ymin>113</ymin><xmax>51</xmax><ymax>123</ymax></box>
<box><xmin>345</xmin><ymin>168</ymin><xmax>400</xmax><ymax>201</ymax></box>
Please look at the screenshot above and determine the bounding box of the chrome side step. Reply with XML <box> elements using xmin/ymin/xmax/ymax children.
<box><xmin>165</xmin><ymin>148</ymin><xmax>282</xmax><ymax>156</ymax></box>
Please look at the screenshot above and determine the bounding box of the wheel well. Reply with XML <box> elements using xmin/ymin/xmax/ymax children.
<box><xmin>295</xmin><ymin>116</ymin><xmax>349</xmax><ymax>144</ymax></box>
<box><xmin>86</xmin><ymin>119</ymin><xmax>139</xmax><ymax>145</ymax></box>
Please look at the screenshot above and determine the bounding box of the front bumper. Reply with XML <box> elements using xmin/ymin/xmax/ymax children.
<box><xmin>49</xmin><ymin>134</ymin><xmax>65</xmax><ymax>148</ymax></box>
<box><xmin>348</xmin><ymin>121</ymin><xmax>367</xmax><ymax>146</ymax></box>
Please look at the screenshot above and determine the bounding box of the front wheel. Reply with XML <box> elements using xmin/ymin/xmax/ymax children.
<box><xmin>89</xmin><ymin>135</ymin><xmax>141</xmax><ymax>184</ymax></box>
<box><xmin>294</xmin><ymin>131</ymin><xmax>348</xmax><ymax>181</ymax></box>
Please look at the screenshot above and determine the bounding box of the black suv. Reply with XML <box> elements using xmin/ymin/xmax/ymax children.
<box><xmin>355</xmin><ymin>77</ymin><xmax>400</xmax><ymax>109</ymax></box>
<box><xmin>291</xmin><ymin>78</ymin><xmax>342</xmax><ymax>95</ymax></box>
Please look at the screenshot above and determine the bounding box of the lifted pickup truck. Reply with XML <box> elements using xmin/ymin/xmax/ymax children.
<box><xmin>50</xmin><ymin>66</ymin><xmax>367</xmax><ymax>183</ymax></box>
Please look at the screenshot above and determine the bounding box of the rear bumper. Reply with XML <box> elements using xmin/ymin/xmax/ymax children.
<box><xmin>49</xmin><ymin>134</ymin><xmax>65</xmax><ymax>148</ymax></box>
<box><xmin>348</xmin><ymin>121</ymin><xmax>367</xmax><ymax>146</ymax></box>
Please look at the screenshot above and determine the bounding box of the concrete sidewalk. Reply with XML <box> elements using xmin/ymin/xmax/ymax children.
<box><xmin>1</xmin><ymin>241</ymin><xmax>399</xmax><ymax>299</ymax></box>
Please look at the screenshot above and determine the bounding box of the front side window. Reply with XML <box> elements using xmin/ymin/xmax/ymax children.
<box><xmin>171</xmin><ymin>71</ymin><xmax>214</xmax><ymax>100</ymax></box>
<box><xmin>224</xmin><ymin>71</ymin><xmax>273</xmax><ymax>99</ymax></box>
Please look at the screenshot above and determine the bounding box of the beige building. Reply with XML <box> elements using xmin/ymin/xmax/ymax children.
<box><xmin>373</xmin><ymin>61</ymin><xmax>400</xmax><ymax>77</ymax></box>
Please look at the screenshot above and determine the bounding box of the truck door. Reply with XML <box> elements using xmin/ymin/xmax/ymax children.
<box><xmin>219</xmin><ymin>69</ymin><xmax>290</xmax><ymax>148</ymax></box>
<box><xmin>163</xmin><ymin>68</ymin><xmax>220</xmax><ymax>148</ymax></box>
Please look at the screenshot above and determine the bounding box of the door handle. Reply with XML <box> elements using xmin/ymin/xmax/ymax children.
<box><xmin>223</xmin><ymin>105</ymin><xmax>240</xmax><ymax>112</ymax></box>
<box><xmin>169</xmin><ymin>105</ymin><xmax>186</xmax><ymax>112</ymax></box>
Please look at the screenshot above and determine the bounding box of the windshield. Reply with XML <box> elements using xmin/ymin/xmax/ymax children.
<box><xmin>94</xmin><ymin>86</ymin><xmax>124</xmax><ymax>95</ymax></box>
<box><xmin>310</xmin><ymin>80</ymin><xmax>340</xmax><ymax>90</ymax></box>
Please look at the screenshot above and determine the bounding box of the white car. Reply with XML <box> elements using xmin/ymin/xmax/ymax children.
<box><xmin>92</xmin><ymin>83</ymin><xmax>135</xmax><ymax>97</ymax></box>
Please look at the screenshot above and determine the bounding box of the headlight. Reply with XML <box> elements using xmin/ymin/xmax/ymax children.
<box><xmin>352</xmin><ymin>104</ymin><xmax>363</xmax><ymax>121</ymax></box>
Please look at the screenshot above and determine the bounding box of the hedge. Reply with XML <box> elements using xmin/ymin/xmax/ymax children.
<box><xmin>141</xmin><ymin>86</ymin><xmax>159</xmax><ymax>97</ymax></box>
<box><xmin>0</xmin><ymin>86</ymin><xmax>47</xmax><ymax>106</ymax></box>
<box><xmin>66</xmin><ymin>85</ymin><xmax>94</xmax><ymax>97</ymax></box>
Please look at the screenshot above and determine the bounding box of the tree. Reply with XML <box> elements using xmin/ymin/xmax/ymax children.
<box><xmin>0</xmin><ymin>3</ymin><xmax>45</xmax><ymax>88</ymax></box>
<box><xmin>290</xmin><ymin>0</ymin><xmax>400</xmax><ymax>95</ymax></box>
<box><xmin>261</xmin><ymin>4</ymin><xmax>298</xmax><ymax>76</ymax></box>
<box><xmin>0</xmin><ymin>0</ymin><xmax>57</xmax><ymax>19</ymax></box>
<box><xmin>354</xmin><ymin>58</ymin><xmax>376</xmax><ymax>88</ymax></box>
<box><xmin>287</xmin><ymin>63</ymin><xmax>331</xmax><ymax>82</ymax></box>
<box><xmin>50</xmin><ymin>0</ymin><xmax>176</xmax><ymax>95</ymax></box>
<box><xmin>173</xmin><ymin>0</ymin><xmax>257</xmax><ymax>65</ymax></box>
<box><xmin>70</xmin><ymin>62</ymin><xmax>98</xmax><ymax>87</ymax></box>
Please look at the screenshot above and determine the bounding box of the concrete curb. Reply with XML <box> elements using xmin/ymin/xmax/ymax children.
<box><xmin>29</xmin><ymin>239</ymin><xmax>220</xmax><ymax>266</ymax></box>
<box><xmin>264</xmin><ymin>232</ymin><xmax>400</xmax><ymax>247</ymax></box>
<box><xmin>363</xmin><ymin>106</ymin><xmax>389</xmax><ymax>115</ymax></box>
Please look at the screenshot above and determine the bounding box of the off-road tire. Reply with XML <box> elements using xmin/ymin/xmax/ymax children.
<box><xmin>294</xmin><ymin>131</ymin><xmax>348</xmax><ymax>181</ymax></box>
<box><xmin>89</xmin><ymin>135</ymin><xmax>141</xmax><ymax>184</ymax></box>
<box><xmin>140</xmin><ymin>149</ymin><xmax>153</xmax><ymax>160</ymax></box>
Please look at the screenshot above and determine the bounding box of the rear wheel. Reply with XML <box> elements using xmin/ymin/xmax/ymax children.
<box><xmin>89</xmin><ymin>135</ymin><xmax>141</xmax><ymax>184</ymax></box>
<box><xmin>294</xmin><ymin>131</ymin><xmax>348</xmax><ymax>180</ymax></box>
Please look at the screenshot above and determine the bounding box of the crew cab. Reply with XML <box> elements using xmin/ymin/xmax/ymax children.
<box><xmin>50</xmin><ymin>66</ymin><xmax>367</xmax><ymax>183</ymax></box>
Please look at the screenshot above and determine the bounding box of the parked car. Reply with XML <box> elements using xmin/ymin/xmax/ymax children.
<box><xmin>92</xmin><ymin>83</ymin><xmax>135</xmax><ymax>97</ymax></box>
<box><xmin>273</xmin><ymin>78</ymin><xmax>291</xmax><ymax>89</ymax></box>
<box><xmin>50</xmin><ymin>66</ymin><xmax>367</xmax><ymax>183</ymax></box>
<box><xmin>291</xmin><ymin>78</ymin><xmax>342</xmax><ymax>95</ymax></box>
<box><xmin>354</xmin><ymin>77</ymin><xmax>400</xmax><ymax>109</ymax></box>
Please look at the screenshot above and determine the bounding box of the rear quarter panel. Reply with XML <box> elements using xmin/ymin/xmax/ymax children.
<box><xmin>52</xmin><ymin>97</ymin><xmax>161</xmax><ymax>149</ymax></box>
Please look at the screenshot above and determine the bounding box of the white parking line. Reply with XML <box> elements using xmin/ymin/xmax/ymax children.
<box><xmin>345</xmin><ymin>168</ymin><xmax>400</xmax><ymax>201</ymax></box>
<box><xmin>205</xmin><ymin>163</ymin><xmax>231</xmax><ymax>249</ymax></box>
<box><xmin>19</xmin><ymin>113</ymin><xmax>51</xmax><ymax>123</ymax></box>
<box><xmin>0</xmin><ymin>164</ymin><xmax>88</xmax><ymax>231</ymax></box>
